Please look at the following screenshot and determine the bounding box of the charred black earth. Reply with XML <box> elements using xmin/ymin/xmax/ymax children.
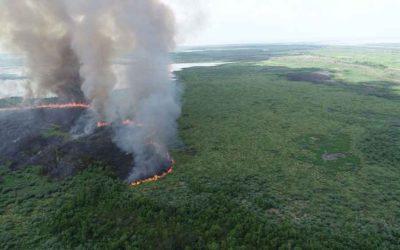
<box><xmin>0</xmin><ymin>107</ymin><xmax>133</xmax><ymax>180</ymax></box>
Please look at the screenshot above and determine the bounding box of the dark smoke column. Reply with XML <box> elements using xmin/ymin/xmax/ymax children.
<box><xmin>69</xmin><ymin>0</ymin><xmax>181</xmax><ymax>182</ymax></box>
<box><xmin>0</xmin><ymin>0</ymin><xmax>85</xmax><ymax>102</ymax></box>
<box><xmin>110</xmin><ymin>0</ymin><xmax>181</xmax><ymax>182</ymax></box>
<box><xmin>0</xmin><ymin>0</ymin><xmax>181</xmax><ymax>182</ymax></box>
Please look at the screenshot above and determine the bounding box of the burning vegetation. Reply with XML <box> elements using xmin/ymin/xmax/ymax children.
<box><xmin>0</xmin><ymin>0</ymin><xmax>180</xmax><ymax>185</ymax></box>
<box><xmin>131</xmin><ymin>166</ymin><xmax>173</xmax><ymax>187</ymax></box>
<box><xmin>0</xmin><ymin>102</ymin><xmax>89</xmax><ymax>112</ymax></box>
<box><xmin>0</xmin><ymin>101</ymin><xmax>174</xmax><ymax>185</ymax></box>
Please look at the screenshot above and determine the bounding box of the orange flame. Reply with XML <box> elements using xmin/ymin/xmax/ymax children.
<box><xmin>131</xmin><ymin>152</ymin><xmax>175</xmax><ymax>187</ymax></box>
<box><xmin>96</xmin><ymin>119</ymin><xmax>143</xmax><ymax>128</ymax></box>
<box><xmin>0</xmin><ymin>102</ymin><xmax>173</xmax><ymax>186</ymax></box>
<box><xmin>96</xmin><ymin>121</ymin><xmax>111</xmax><ymax>128</ymax></box>
<box><xmin>0</xmin><ymin>102</ymin><xmax>90</xmax><ymax>112</ymax></box>
<box><xmin>122</xmin><ymin>119</ymin><xmax>135</xmax><ymax>126</ymax></box>
<box><xmin>35</xmin><ymin>102</ymin><xmax>90</xmax><ymax>109</ymax></box>
<box><xmin>0</xmin><ymin>103</ymin><xmax>141</xmax><ymax>128</ymax></box>
<box><xmin>130</xmin><ymin>165</ymin><xmax>174</xmax><ymax>187</ymax></box>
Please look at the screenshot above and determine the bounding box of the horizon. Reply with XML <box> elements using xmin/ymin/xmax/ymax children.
<box><xmin>3</xmin><ymin>40</ymin><xmax>400</xmax><ymax>55</ymax></box>
<box><xmin>167</xmin><ymin>0</ymin><xmax>400</xmax><ymax>46</ymax></box>
<box><xmin>2</xmin><ymin>0</ymin><xmax>400</xmax><ymax>51</ymax></box>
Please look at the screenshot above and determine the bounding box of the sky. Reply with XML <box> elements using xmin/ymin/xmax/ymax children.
<box><xmin>1</xmin><ymin>0</ymin><xmax>400</xmax><ymax>52</ymax></box>
<box><xmin>166</xmin><ymin>0</ymin><xmax>400</xmax><ymax>46</ymax></box>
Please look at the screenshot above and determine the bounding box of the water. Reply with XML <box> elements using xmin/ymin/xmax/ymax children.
<box><xmin>171</xmin><ymin>62</ymin><xmax>227</xmax><ymax>72</ymax></box>
<box><xmin>0</xmin><ymin>53</ymin><xmax>227</xmax><ymax>98</ymax></box>
<box><xmin>0</xmin><ymin>54</ymin><xmax>27</xmax><ymax>98</ymax></box>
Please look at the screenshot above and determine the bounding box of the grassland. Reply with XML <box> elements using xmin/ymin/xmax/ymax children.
<box><xmin>2</xmin><ymin>45</ymin><xmax>400</xmax><ymax>249</ymax></box>
<box><xmin>173</xmin><ymin>44</ymin><xmax>321</xmax><ymax>63</ymax></box>
<box><xmin>262</xmin><ymin>46</ymin><xmax>400</xmax><ymax>86</ymax></box>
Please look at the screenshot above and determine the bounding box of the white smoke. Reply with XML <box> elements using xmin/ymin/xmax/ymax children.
<box><xmin>162</xmin><ymin>0</ymin><xmax>208</xmax><ymax>44</ymax></box>
<box><xmin>0</xmin><ymin>0</ymin><xmax>180</xmax><ymax>182</ymax></box>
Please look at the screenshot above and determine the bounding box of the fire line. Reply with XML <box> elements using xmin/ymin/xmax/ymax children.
<box><xmin>130</xmin><ymin>164</ymin><xmax>174</xmax><ymax>187</ymax></box>
<box><xmin>0</xmin><ymin>102</ymin><xmax>90</xmax><ymax>112</ymax></box>
<box><xmin>0</xmin><ymin>102</ymin><xmax>174</xmax><ymax>186</ymax></box>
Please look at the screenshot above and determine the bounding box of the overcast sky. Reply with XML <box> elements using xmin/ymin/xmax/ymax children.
<box><xmin>1</xmin><ymin>0</ymin><xmax>400</xmax><ymax>52</ymax></box>
<box><xmin>167</xmin><ymin>0</ymin><xmax>400</xmax><ymax>46</ymax></box>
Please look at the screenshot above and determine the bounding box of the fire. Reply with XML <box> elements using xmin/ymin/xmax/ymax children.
<box><xmin>96</xmin><ymin>119</ymin><xmax>143</xmax><ymax>128</ymax></box>
<box><xmin>0</xmin><ymin>103</ymin><xmax>141</xmax><ymax>128</ymax></box>
<box><xmin>35</xmin><ymin>102</ymin><xmax>90</xmax><ymax>109</ymax></box>
<box><xmin>0</xmin><ymin>101</ymin><xmax>174</xmax><ymax>186</ymax></box>
<box><xmin>131</xmin><ymin>152</ymin><xmax>175</xmax><ymax>187</ymax></box>
<box><xmin>122</xmin><ymin>119</ymin><xmax>136</xmax><ymax>126</ymax></box>
<box><xmin>0</xmin><ymin>102</ymin><xmax>90</xmax><ymax>112</ymax></box>
<box><xmin>130</xmin><ymin>165</ymin><xmax>174</xmax><ymax>187</ymax></box>
<box><xmin>96</xmin><ymin>121</ymin><xmax>111</xmax><ymax>128</ymax></box>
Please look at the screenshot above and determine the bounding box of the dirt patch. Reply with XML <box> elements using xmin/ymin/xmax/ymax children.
<box><xmin>322</xmin><ymin>153</ymin><xmax>346</xmax><ymax>161</ymax></box>
<box><xmin>267</xmin><ymin>208</ymin><xmax>280</xmax><ymax>215</ymax></box>
<box><xmin>184</xmin><ymin>147</ymin><xmax>197</xmax><ymax>156</ymax></box>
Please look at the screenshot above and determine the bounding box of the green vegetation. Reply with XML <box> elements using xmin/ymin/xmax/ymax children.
<box><xmin>173</xmin><ymin>44</ymin><xmax>321</xmax><ymax>63</ymax></box>
<box><xmin>2</xmin><ymin>45</ymin><xmax>400</xmax><ymax>248</ymax></box>
<box><xmin>261</xmin><ymin>46</ymin><xmax>400</xmax><ymax>87</ymax></box>
<box><xmin>0</xmin><ymin>97</ymin><xmax>23</xmax><ymax>108</ymax></box>
<box><xmin>42</xmin><ymin>125</ymin><xmax>70</xmax><ymax>140</ymax></box>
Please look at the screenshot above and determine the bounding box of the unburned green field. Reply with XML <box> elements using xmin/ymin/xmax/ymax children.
<box><xmin>1</xmin><ymin>45</ymin><xmax>400</xmax><ymax>249</ymax></box>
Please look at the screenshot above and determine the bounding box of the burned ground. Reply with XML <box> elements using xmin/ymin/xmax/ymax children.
<box><xmin>0</xmin><ymin>107</ymin><xmax>133</xmax><ymax>180</ymax></box>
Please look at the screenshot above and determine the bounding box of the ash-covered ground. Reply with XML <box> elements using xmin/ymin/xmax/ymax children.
<box><xmin>0</xmin><ymin>106</ymin><xmax>133</xmax><ymax>180</ymax></box>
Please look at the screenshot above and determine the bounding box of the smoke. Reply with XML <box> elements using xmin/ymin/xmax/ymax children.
<box><xmin>0</xmin><ymin>0</ymin><xmax>180</xmax><ymax>182</ymax></box>
<box><xmin>0</xmin><ymin>0</ymin><xmax>84</xmax><ymax>101</ymax></box>
<box><xmin>162</xmin><ymin>0</ymin><xmax>208</xmax><ymax>44</ymax></box>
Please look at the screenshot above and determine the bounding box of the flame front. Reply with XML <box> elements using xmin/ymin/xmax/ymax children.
<box><xmin>96</xmin><ymin>121</ymin><xmax>111</xmax><ymax>128</ymax></box>
<box><xmin>35</xmin><ymin>103</ymin><xmax>90</xmax><ymax>109</ymax></box>
<box><xmin>0</xmin><ymin>102</ymin><xmax>90</xmax><ymax>112</ymax></box>
<box><xmin>130</xmin><ymin>165</ymin><xmax>174</xmax><ymax>187</ymax></box>
<box><xmin>130</xmin><ymin>151</ymin><xmax>175</xmax><ymax>187</ymax></box>
<box><xmin>96</xmin><ymin>119</ymin><xmax>143</xmax><ymax>128</ymax></box>
<box><xmin>0</xmin><ymin>102</ymin><xmax>174</xmax><ymax>186</ymax></box>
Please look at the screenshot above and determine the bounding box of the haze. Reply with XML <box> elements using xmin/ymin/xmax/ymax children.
<box><xmin>167</xmin><ymin>0</ymin><xmax>400</xmax><ymax>46</ymax></box>
<box><xmin>1</xmin><ymin>0</ymin><xmax>400</xmax><ymax>52</ymax></box>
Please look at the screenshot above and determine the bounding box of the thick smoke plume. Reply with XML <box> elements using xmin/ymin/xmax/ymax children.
<box><xmin>0</xmin><ymin>0</ymin><xmax>180</xmax><ymax>182</ymax></box>
<box><xmin>0</xmin><ymin>0</ymin><xmax>84</xmax><ymax>101</ymax></box>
